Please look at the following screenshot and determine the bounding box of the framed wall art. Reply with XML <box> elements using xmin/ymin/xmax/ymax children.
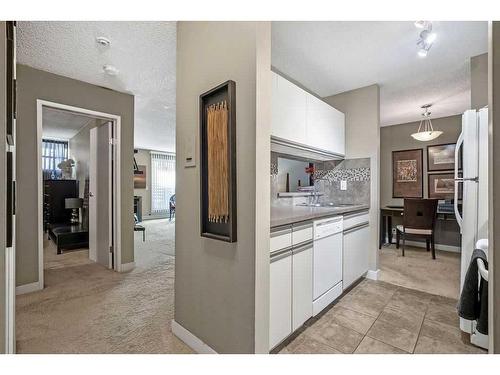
<box><xmin>133</xmin><ymin>165</ymin><xmax>147</xmax><ymax>189</ymax></box>
<box><xmin>199</xmin><ymin>80</ymin><xmax>237</xmax><ymax>242</ymax></box>
<box><xmin>427</xmin><ymin>143</ymin><xmax>461</xmax><ymax>171</ymax></box>
<box><xmin>392</xmin><ymin>148</ymin><xmax>423</xmax><ymax>198</ymax></box>
<box><xmin>428</xmin><ymin>172</ymin><xmax>462</xmax><ymax>200</ymax></box>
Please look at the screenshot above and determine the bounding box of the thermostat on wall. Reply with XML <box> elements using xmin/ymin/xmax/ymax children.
<box><xmin>184</xmin><ymin>135</ymin><xmax>196</xmax><ymax>168</ymax></box>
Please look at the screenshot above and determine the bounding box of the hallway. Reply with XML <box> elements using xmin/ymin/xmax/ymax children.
<box><xmin>15</xmin><ymin>220</ymin><xmax>191</xmax><ymax>353</ymax></box>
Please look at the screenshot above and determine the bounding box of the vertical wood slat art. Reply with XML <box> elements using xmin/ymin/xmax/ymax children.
<box><xmin>207</xmin><ymin>101</ymin><xmax>229</xmax><ymax>223</ymax></box>
<box><xmin>200</xmin><ymin>81</ymin><xmax>237</xmax><ymax>242</ymax></box>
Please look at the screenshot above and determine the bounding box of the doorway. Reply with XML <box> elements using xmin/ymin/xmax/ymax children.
<box><xmin>37</xmin><ymin>100</ymin><xmax>122</xmax><ymax>288</ymax></box>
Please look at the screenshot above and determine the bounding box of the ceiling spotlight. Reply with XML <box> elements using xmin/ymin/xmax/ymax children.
<box><xmin>418</xmin><ymin>48</ymin><xmax>428</xmax><ymax>58</ymax></box>
<box><xmin>414</xmin><ymin>21</ymin><xmax>427</xmax><ymax>29</ymax></box>
<box><xmin>96</xmin><ymin>36</ymin><xmax>111</xmax><ymax>47</ymax></box>
<box><xmin>421</xmin><ymin>30</ymin><xmax>437</xmax><ymax>44</ymax></box>
<box><xmin>103</xmin><ymin>64</ymin><xmax>119</xmax><ymax>76</ymax></box>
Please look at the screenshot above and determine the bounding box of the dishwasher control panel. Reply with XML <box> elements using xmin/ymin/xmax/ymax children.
<box><xmin>314</xmin><ymin>216</ymin><xmax>343</xmax><ymax>239</ymax></box>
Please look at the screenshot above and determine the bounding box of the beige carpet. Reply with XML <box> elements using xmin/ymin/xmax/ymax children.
<box><xmin>16</xmin><ymin>219</ymin><xmax>193</xmax><ymax>353</ymax></box>
<box><xmin>379</xmin><ymin>245</ymin><xmax>460</xmax><ymax>300</ymax></box>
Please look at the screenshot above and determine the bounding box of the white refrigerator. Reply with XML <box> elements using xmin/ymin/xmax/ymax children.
<box><xmin>454</xmin><ymin>107</ymin><xmax>489</xmax><ymax>336</ymax></box>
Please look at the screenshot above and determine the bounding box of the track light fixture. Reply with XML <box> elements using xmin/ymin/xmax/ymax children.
<box><xmin>415</xmin><ymin>21</ymin><xmax>436</xmax><ymax>58</ymax></box>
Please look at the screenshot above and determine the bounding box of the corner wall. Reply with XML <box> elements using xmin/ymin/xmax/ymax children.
<box><xmin>175</xmin><ymin>21</ymin><xmax>271</xmax><ymax>353</ymax></box>
<box><xmin>0</xmin><ymin>21</ymin><xmax>7</xmax><ymax>353</ymax></box>
<box><xmin>324</xmin><ymin>84</ymin><xmax>380</xmax><ymax>271</ymax></box>
<box><xmin>489</xmin><ymin>21</ymin><xmax>500</xmax><ymax>354</ymax></box>
<box><xmin>471</xmin><ymin>53</ymin><xmax>488</xmax><ymax>110</ymax></box>
<box><xmin>16</xmin><ymin>65</ymin><xmax>135</xmax><ymax>286</ymax></box>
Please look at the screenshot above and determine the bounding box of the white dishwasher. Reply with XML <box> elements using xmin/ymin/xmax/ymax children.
<box><xmin>312</xmin><ymin>216</ymin><xmax>343</xmax><ymax>316</ymax></box>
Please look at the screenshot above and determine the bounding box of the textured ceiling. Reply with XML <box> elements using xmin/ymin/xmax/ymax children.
<box><xmin>42</xmin><ymin>107</ymin><xmax>94</xmax><ymax>140</ymax></box>
<box><xmin>17</xmin><ymin>21</ymin><xmax>176</xmax><ymax>152</ymax></box>
<box><xmin>272</xmin><ymin>21</ymin><xmax>488</xmax><ymax>126</ymax></box>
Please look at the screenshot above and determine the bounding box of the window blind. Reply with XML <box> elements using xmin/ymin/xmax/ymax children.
<box><xmin>151</xmin><ymin>151</ymin><xmax>176</xmax><ymax>214</ymax></box>
<box><xmin>42</xmin><ymin>139</ymin><xmax>68</xmax><ymax>179</ymax></box>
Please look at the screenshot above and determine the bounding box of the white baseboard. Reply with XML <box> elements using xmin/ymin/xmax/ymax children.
<box><xmin>119</xmin><ymin>262</ymin><xmax>135</xmax><ymax>272</ymax></box>
<box><xmin>404</xmin><ymin>240</ymin><xmax>460</xmax><ymax>253</ymax></box>
<box><xmin>16</xmin><ymin>281</ymin><xmax>43</xmax><ymax>295</ymax></box>
<box><xmin>365</xmin><ymin>269</ymin><xmax>380</xmax><ymax>281</ymax></box>
<box><xmin>171</xmin><ymin>320</ymin><xmax>217</xmax><ymax>354</ymax></box>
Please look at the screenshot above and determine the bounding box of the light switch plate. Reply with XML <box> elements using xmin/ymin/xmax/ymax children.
<box><xmin>184</xmin><ymin>135</ymin><xmax>196</xmax><ymax>168</ymax></box>
<box><xmin>340</xmin><ymin>180</ymin><xmax>347</xmax><ymax>190</ymax></box>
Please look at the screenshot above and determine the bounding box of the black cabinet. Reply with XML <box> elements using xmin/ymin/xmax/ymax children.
<box><xmin>43</xmin><ymin>180</ymin><xmax>79</xmax><ymax>230</ymax></box>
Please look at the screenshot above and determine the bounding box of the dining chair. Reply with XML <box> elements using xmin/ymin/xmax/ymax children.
<box><xmin>396</xmin><ymin>198</ymin><xmax>438</xmax><ymax>259</ymax></box>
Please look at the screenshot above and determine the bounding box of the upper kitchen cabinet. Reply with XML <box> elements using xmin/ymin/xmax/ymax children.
<box><xmin>306</xmin><ymin>95</ymin><xmax>345</xmax><ymax>156</ymax></box>
<box><xmin>271</xmin><ymin>72</ymin><xmax>307</xmax><ymax>144</ymax></box>
<box><xmin>271</xmin><ymin>71</ymin><xmax>345</xmax><ymax>158</ymax></box>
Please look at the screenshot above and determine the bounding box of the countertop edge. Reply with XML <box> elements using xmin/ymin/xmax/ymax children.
<box><xmin>270</xmin><ymin>205</ymin><xmax>370</xmax><ymax>228</ymax></box>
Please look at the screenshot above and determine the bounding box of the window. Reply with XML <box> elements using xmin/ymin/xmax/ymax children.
<box><xmin>42</xmin><ymin>139</ymin><xmax>68</xmax><ymax>179</ymax></box>
<box><xmin>151</xmin><ymin>152</ymin><xmax>175</xmax><ymax>214</ymax></box>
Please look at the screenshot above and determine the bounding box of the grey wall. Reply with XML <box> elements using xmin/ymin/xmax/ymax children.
<box><xmin>380</xmin><ymin>115</ymin><xmax>462</xmax><ymax>207</ymax></box>
<box><xmin>16</xmin><ymin>64</ymin><xmax>135</xmax><ymax>286</ymax></box>
<box><xmin>489</xmin><ymin>21</ymin><xmax>500</xmax><ymax>353</ymax></box>
<box><xmin>133</xmin><ymin>149</ymin><xmax>152</xmax><ymax>217</ymax></box>
<box><xmin>380</xmin><ymin>115</ymin><xmax>462</xmax><ymax>247</ymax></box>
<box><xmin>471</xmin><ymin>53</ymin><xmax>488</xmax><ymax>110</ymax></box>
<box><xmin>325</xmin><ymin>85</ymin><xmax>380</xmax><ymax>271</ymax></box>
<box><xmin>0</xmin><ymin>21</ymin><xmax>7</xmax><ymax>353</ymax></box>
<box><xmin>175</xmin><ymin>21</ymin><xmax>271</xmax><ymax>353</ymax></box>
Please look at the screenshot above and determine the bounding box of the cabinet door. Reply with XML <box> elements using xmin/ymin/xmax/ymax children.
<box><xmin>343</xmin><ymin>224</ymin><xmax>371</xmax><ymax>289</ymax></box>
<box><xmin>292</xmin><ymin>244</ymin><xmax>313</xmax><ymax>331</ymax></box>
<box><xmin>306</xmin><ymin>95</ymin><xmax>345</xmax><ymax>156</ymax></box>
<box><xmin>270</xmin><ymin>251</ymin><xmax>292</xmax><ymax>349</ymax></box>
<box><xmin>271</xmin><ymin>72</ymin><xmax>307</xmax><ymax>144</ymax></box>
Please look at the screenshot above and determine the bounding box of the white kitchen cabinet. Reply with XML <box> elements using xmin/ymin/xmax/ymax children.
<box><xmin>271</xmin><ymin>72</ymin><xmax>307</xmax><ymax>145</ymax></box>
<box><xmin>269</xmin><ymin>250</ymin><xmax>292</xmax><ymax>349</ymax></box>
<box><xmin>306</xmin><ymin>94</ymin><xmax>345</xmax><ymax>156</ymax></box>
<box><xmin>343</xmin><ymin>221</ymin><xmax>371</xmax><ymax>289</ymax></box>
<box><xmin>292</xmin><ymin>243</ymin><xmax>313</xmax><ymax>331</ymax></box>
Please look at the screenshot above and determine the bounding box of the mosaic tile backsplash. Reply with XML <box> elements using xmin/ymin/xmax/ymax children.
<box><xmin>271</xmin><ymin>152</ymin><xmax>371</xmax><ymax>206</ymax></box>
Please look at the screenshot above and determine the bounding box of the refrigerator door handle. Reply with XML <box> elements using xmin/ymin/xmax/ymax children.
<box><xmin>454</xmin><ymin>130</ymin><xmax>464</xmax><ymax>233</ymax></box>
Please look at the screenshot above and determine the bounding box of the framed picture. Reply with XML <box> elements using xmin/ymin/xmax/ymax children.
<box><xmin>428</xmin><ymin>172</ymin><xmax>461</xmax><ymax>200</ymax></box>
<box><xmin>392</xmin><ymin>149</ymin><xmax>423</xmax><ymax>198</ymax></box>
<box><xmin>427</xmin><ymin>143</ymin><xmax>461</xmax><ymax>171</ymax></box>
<box><xmin>199</xmin><ymin>80</ymin><xmax>237</xmax><ymax>242</ymax></box>
<box><xmin>134</xmin><ymin>165</ymin><xmax>147</xmax><ymax>189</ymax></box>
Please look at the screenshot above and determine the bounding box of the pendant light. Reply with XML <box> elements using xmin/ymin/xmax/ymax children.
<box><xmin>411</xmin><ymin>104</ymin><xmax>443</xmax><ymax>142</ymax></box>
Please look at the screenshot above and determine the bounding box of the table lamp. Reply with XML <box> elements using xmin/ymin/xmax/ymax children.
<box><xmin>65</xmin><ymin>198</ymin><xmax>83</xmax><ymax>224</ymax></box>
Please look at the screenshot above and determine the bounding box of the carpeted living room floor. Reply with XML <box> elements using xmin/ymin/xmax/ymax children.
<box><xmin>16</xmin><ymin>219</ymin><xmax>193</xmax><ymax>353</ymax></box>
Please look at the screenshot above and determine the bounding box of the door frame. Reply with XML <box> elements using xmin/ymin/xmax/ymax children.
<box><xmin>36</xmin><ymin>99</ymin><xmax>122</xmax><ymax>289</ymax></box>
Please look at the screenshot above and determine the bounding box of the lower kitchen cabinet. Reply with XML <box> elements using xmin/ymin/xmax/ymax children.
<box><xmin>343</xmin><ymin>221</ymin><xmax>371</xmax><ymax>289</ymax></box>
<box><xmin>292</xmin><ymin>242</ymin><xmax>313</xmax><ymax>331</ymax></box>
<box><xmin>269</xmin><ymin>250</ymin><xmax>292</xmax><ymax>349</ymax></box>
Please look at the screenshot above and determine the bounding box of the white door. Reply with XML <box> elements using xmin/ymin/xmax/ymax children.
<box><xmin>269</xmin><ymin>250</ymin><xmax>292</xmax><ymax>349</ymax></box>
<box><xmin>89</xmin><ymin>121</ymin><xmax>113</xmax><ymax>268</ymax></box>
<box><xmin>313</xmin><ymin>233</ymin><xmax>343</xmax><ymax>299</ymax></box>
<box><xmin>292</xmin><ymin>243</ymin><xmax>313</xmax><ymax>331</ymax></box>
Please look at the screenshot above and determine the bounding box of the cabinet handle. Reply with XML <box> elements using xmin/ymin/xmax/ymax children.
<box><xmin>270</xmin><ymin>248</ymin><xmax>292</xmax><ymax>262</ymax></box>
<box><xmin>343</xmin><ymin>221</ymin><xmax>369</xmax><ymax>234</ymax></box>
<box><xmin>293</xmin><ymin>240</ymin><xmax>313</xmax><ymax>254</ymax></box>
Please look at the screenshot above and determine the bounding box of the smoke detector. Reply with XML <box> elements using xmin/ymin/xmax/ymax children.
<box><xmin>102</xmin><ymin>64</ymin><xmax>119</xmax><ymax>76</ymax></box>
<box><xmin>96</xmin><ymin>36</ymin><xmax>111</xmax><ymax>47</ymax></box>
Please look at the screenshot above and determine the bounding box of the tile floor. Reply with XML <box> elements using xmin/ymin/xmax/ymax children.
<box><xmin>277</xmin><ymin>279</ymin><xmax>486</xmax><ymax>354</ymax></box>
